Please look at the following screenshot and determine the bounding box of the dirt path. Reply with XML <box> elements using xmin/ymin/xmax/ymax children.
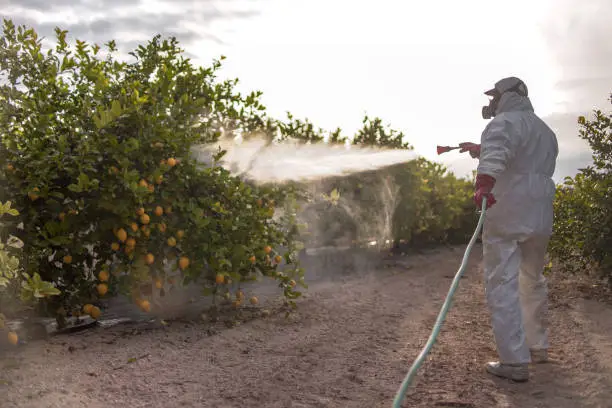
<box><xmin>2</xmin><ymin>245</ymin><xmax>612</xmax><ymax>408</ymax></box>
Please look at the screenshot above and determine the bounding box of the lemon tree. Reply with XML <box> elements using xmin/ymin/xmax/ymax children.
<box><xmin>549</xmin><ymin>93</ymin><xmax>612</xmax><ymax>279</ymax></box>
<box><xmin>0</xmin><ymin>20</ymin><xmax>304</xmax><ymax>324</ymax></box>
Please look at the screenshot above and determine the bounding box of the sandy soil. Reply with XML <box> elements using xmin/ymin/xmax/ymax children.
<box><xmin>2</xmin><ymin>245</ymin><xmax>612</xmax><ymax>408</ymax></box>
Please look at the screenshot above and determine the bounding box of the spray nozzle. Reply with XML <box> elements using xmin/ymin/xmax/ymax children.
<box><xmin>436</xmin><ymin>145</ymin><xmax>460</xmax><ymax>155</ymax></box>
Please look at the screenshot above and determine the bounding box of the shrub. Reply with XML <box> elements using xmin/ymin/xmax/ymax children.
<box><xmin>0</xmin><ymin>20</ymin><xmax>304</xmax><ymax>324</ymax></box>
<box><xmin>549</xmin><ymin>93</ymin><xmax>612</xmax><ymax>280</ymax></box>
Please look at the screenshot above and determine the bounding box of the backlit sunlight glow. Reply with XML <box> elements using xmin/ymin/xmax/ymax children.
<box><xmin>187</xmin><ymin>0</ymin><xmax>564</xmax><ymax>179</ymax></box>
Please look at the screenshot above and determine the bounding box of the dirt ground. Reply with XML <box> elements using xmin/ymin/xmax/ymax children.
<box><xmin>2</xmin><ymin>245</ymin><xmax>612</xmax><ymax>408</ymax></box>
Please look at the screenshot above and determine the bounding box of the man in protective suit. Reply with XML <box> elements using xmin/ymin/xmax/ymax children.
<box><xmin>460</xmin><ymin>76</ymin><xmax>558</xmax><ymax>382</ymax></box>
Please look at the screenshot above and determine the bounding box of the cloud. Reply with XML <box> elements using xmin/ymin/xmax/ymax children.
<box><xmin>536</xmin><ymin>0</ymin><xmax>612</xmax><ymax>180</ymax></box>
<box><xmin>3</xmin><ymin>0</ymin><xmax>135</xmax><ymax>11</ymax></box>
<box><xmin>3</xmin><ymin>0</ymin><xmax>262</xmax><ymax>54</ymax></box>
<box><xmin>540</xmin><ymin>0</ymin><xmax>612</xmax><ymax>111</ymax></box>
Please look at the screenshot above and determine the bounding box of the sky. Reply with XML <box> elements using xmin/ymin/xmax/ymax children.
<box><xmin>2</xmin><ymin>0</ymin><xmax>611</xmax><ymax>182</ymax></box>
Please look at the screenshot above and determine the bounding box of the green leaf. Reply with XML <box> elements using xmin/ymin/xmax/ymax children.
<box><xmin>78</xmin><ymin>172</ymin><xmax>89</xmax><ymax>186</ymax></box>
<box><xmin>124</xmin><ymin>138</ymin><xmax>140</xmax><ymax>152</ymax></box>
<box><xmin>47</xmin><ymin>236</ymin><xmax>72</xmax><ymax>246</ymax></box>
<box><xmin>111</xmin><ymin>100</ymin><xmax>122</xmax><ymax>116</ymax></box>
<box><xmin>93</xmin><ymin>114</ymin><xmax>103</xmax><ymax>129</ymax></box>
<box><xmin>49</xmin><ymin>191</ymin><xmax>65</xmax><ymax>200</ymax></box>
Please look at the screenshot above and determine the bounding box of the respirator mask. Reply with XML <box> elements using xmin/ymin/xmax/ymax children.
<box><xmin>481</xmin><ymin>78</ymin><xmax>528</xmax><ymax>120</ymax></box>
<box><xmin>481</xmin><ymin>92</ymin><xmax>500</xmax><ymax>120</ymax></box>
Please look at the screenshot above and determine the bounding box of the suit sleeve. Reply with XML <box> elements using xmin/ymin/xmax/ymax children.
<box><xmin>476</xmin><ymin>116</ymin><xmax>516</xmax><ymax>178</ymax></box>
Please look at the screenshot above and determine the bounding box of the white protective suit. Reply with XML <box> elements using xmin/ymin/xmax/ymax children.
<box><xmin>477</xmin><ymin>85</ymin><xmax>559</xmax><ymax>365</ymax></box>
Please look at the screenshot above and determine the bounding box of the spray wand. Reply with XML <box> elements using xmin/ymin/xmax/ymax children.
<box><xmin>436</xmin><ymin>142</ymin><xmax>481</xmax><ymax>156</ymax></box>
<box><xmin>436</xmin><ymin>145</ymin><xmax>461</xmax><ymax>155</ymax></box>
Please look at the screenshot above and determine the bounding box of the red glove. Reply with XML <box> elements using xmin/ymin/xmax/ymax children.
<box><xmin>459</xmin><ymin>142</ymin><xmax>481</xmax><ymax>158</ymax></box>
<box><xmin>474</xmin><ymin>173</ymin><xmax>496</xmax><ymax>209</ymax></box>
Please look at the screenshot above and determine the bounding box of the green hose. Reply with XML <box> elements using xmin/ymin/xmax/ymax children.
<box><xmin>392</xmin><ymin>197</ymin><xmax>487</xmax><ymax>408</ymax></box>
